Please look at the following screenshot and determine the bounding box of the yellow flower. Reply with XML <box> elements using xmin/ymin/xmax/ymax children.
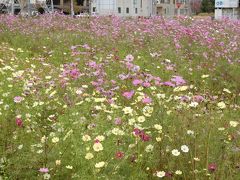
<box><xmin>93</xmin><ymin>143</ymin><xmax>103</xmax><ymax>152</ymax></box>
<box><xmin>122</xmin><ymin>107</ymin><xmax>133</xmax><ymax>115</ymax></box>
<box><xmin>154</xmin><ymin>124</ymin><xmax>162</xmax><ymax>130</ymax></box>
<box><xmin>52</xmin><ymin>137</ymin><xmax>59</xmax><ymax>143</ymax></box>
<box><xmin>143</xmin><ymin>106</ymin><xmax>153</xmax><ymax>117</ymax></box>
<box><xmin>175</xmin><ymin>170</ymin><xmax>182</xmax><ymax>175</ymax></box>
<box><xmin>173</xmin><ymin>86</ymin><xmax>188</xmax><ymax>92</ymax></box>
<box><xmin>85</xmin><ymin>153</ymin><xmax>94</xmax><ymax>160</ymax></box>
<box><xmin>82</xmin><ymin>135</ymin><xmax>91</xmax><ymax>142</ymax></box>
<box><xmin>217</xmin><ymin>102</ymin><xmax>226</xmax><ymax>109</ymax></box>
<box><xmin>223</xmin><ymin>88</ymin><xmax>231</xmax><ymax>94</ymax></box>
<box><xmin>137</xmin><ymin>116</ymin><xmax>145</xmax><ymax>123</ymax></box>
<box><xmin>55</xmin><ymin>160</ymin><xmax>61</xmax><ymax>165</ymax></box>
<box><xmin>95</xmin><ymin>135</ymin><xmax>105</xmax><ymax>141</ymax></box>
<box><xmin>229</xmin><ymin>121</ymin><xmax>239</xmax><ymax>127</ymax></box>
<box><xmin>201</xmin><ymin>74</ymin><xmax>209</xmax><ymax>78</ymax></box>
<box><xmin>95</xmin><ymin>161</ymin><xmax>105</xmax><ymax>168</ymax></box>
<box><xmin>66</xmin><ymin>165</ymin><xmax>73</xmax><ymax>169</ymax></box>
<box><xmin>112</xmin><ymin>128</ymin><xmax>125</xmax><ymax>135</ymax></box>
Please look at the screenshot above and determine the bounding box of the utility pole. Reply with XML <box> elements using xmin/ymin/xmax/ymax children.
<box><xmin>28</xmin><ymin>0</ymin><xmax>31</xmax><ymax>16</ymax></box>
<box><xmin>70</xmin><ymin>0</ymin><xmax>74</xmax><ymax>17</ymax></box>
<box><xmin>51</xmin><ymin>0</ymin><xmax>54</xmax><ymax>13</ymax></box>
<box><xmin>11</xmin><ymin>0</ymin><xmax>14</xmax><ymax>15</ymax></box>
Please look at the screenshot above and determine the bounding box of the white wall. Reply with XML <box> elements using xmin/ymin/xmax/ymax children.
<box><xmin>91</xmin><ymin>0</ymin><xmax>154</xmax><ymax>16</ymax></box>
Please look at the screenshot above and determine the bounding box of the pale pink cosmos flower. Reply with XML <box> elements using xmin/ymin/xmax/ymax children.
<box><xmin>142</xmin><ymin>97</ymin><xmax>152</xmax><ymax>104</ymax></box>
<box><xmin>122</xmin><ymin>90</ymin><xmax>134</xmax><ymax>99</ymax></box>
<box><xmin>114</xmin><ymin>118</ymin><xmax>122</xmax><ymax>125</ymax></box>
<box><xmin>125</xmin><ymin>54</ymin><xmax>134</xmax><ymax>62</ymax></box>
<box><xmin>132</xmin><ymin>79</ymin><xmax>143</xmax><ymax>86</ymax></box>
<box><xmin>39</xmin><ymin>168</ymin><xmax>49</xmax><ymax>173</ymax></box>
<box><xmin>142</xmin><ymin>82</ymin><xmax>151</xmax><ymax>88</ymax></box>
<box><xmin>14</xmin><ymin>96</ymin><xmax>24</xmax><ymax>103</ymax></box>
<box><xmin>171</xmin><ymin>76</ymin><xmax>186</xmax><ymax>86</ymax></box>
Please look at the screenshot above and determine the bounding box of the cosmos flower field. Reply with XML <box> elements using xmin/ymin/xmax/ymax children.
<box><xmin>0</xmin><ymin>14</ymin><xmax>240</xmax><ymax>179</ymax></box>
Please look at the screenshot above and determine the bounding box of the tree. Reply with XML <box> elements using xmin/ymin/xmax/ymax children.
<box><xmin>201</xmin><ymin>0</ymin><xmax>215</xmax><ymax>13</ymax></box>
<box><xmin>190</xmin><ymin>0</ymin><xmax>201</xmax><ymax>14</ymax></box>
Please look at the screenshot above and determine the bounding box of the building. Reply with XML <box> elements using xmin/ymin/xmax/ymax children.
<box><xmin>52</xmin><ymin>0</ymin><xmax>90</xmax><ymax>13</ymax></box>
<box><xmin>215</xmin><ymin>0</ymin><xmax>240</xmax><ymax>19</ymax></box>
<box><xmin>0</xmin><ymin>0</ymin><xmax>90</xmax><ymax>14</ymax></box>
<box><xmin>90</xmin><ymin>0</ymin><xmax>155</xmax><ymax>16</ymax></box>
<box><xmin>155</xmin><ymin>0</ymin><xmax>191</xmax><ymax>17</ymax></box>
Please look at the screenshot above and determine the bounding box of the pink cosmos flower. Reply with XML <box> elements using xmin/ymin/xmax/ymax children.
<box><xmin>171</xmin><ymin>76</ymin><xmax>186</xmax><ymax>86</ymax></box>
<box><xmin>193</xmin><ymin>95</ymin><xmax>204</xmax><ymax>102</ymax></box>
<box><xmin>133</xmin><ymin>128</ymin><xmax>141</xmax><ymax>136</ymax></box>
<box><xmin>115</xmin><ymin>151</ymin><xmax>124</xmax><ymax>159</ymax></box>
<box><xmin>94</xmin><ymin>139</ymin><xmax>100</xmax><ymax>143</ymax></box>
<box><xmin>122</xmin><ymin>90</ymin><xmax>134</xmax><ymax>99</ymax></box>
<box><xmin>142</xmin><ymin>82</ymin><xmax>151</xmax><ymax>88</ymax></box>
<box><xmin>163</xmin><ymin>81</ymin><xmax>175</xmax><ymax>87</ymax></box>
<box><xmin>139</xmin><ymin>133</ymin><xmax>151</xmax><ymax>142</ymax></box>
<box><xmin>69</xmin><ymin>69</ymin><xmax>80</xmax><ymax>79</ymax></box>
<box><xmin>208</xmin><ymin>163</ymin><xmax>217</xmax><ymax>172</ymax></box>
<box><xmin>114</xmin><ymin>118</ymin><xmax>122</xmax><ymax>125</ymax></box>
<box><xmin>125</xmin><ymin>54</ymin><xmax>134</xmax><ymax>62</ymax></box>
<box><xmin>39</xmin><ymin>168</ymin><xmax>49</xmax><ymax>173</ymax></box>
<box><xmin>14</xmin><ymin>96</ymin><xmax>24</xmax><ymax>103</ymax></box>
<box><xmin>132</xmin><ymin>79</ymin><xmax>143</xmax><ymax>86</ymax></box>
<box><xmin>142</xmin><ymin>97</ymin><xmax>152</xmax><ymax>104</ymax></box>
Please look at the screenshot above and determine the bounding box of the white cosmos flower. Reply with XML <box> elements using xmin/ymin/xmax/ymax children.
<box><xmin>181</xmin><ymin>145</ymin><xmax>189</xmax><ymax>153</ymax></box>
<box><xmin>156</xmin><ymin>171</ymin><xmax>165</xmax><ymax>178</ymax></box>
<box><xmin>145</xmin><ymin>145</ymin><xmax>154</xmax><ymax>152</ymax></box>
<box><xmin>189</xmin><ymin>102</ymin><xmax>198</xmax><ymax>108</ymax></box>
<box><xmin>172</xmin><ymin>149</ymin><xmax>180</xmax><ymax>156</ymax></box>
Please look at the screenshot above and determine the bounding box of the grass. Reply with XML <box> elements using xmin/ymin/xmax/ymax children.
<box><xmin>0</xmin><ymin>14</ymin><xmax>240</xmax><ymax>179</ymax></box>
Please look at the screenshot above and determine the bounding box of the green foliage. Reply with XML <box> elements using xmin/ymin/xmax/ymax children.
<box><xmin>201</xmin><ymin>0</ymin><xmax>215</xmax><ymax>13</ymax></box>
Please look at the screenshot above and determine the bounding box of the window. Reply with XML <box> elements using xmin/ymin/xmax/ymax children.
<box><xmin>140</xmin><ymin>0</ymin><xmax>142</xmax><ymax>8</ymax></box>
<box><xmin>126</xmin><ymin>7</ymin><xmax>129</xmax><ymax>13</ymax></box>
<box><xmin>76</xmin><ymin>0</ymin><xmax>84</xmax><ymax>6</ymax></box>
<box><xmin>53</xmin><ymin>0</ymin><xmax>60</xmax><ymax>5</ymax></box>
<box><xmin>118</xmin><ymin>7</ymin><xmax>121</xmax><ymax>13</ymax></box>
<box><xmin>93</xmin><ymin>7</ymin><xmax>96</xmax><ymax>12</ymax></box>
<box><xmin>135</xmin><ymin>8</ymin><xmax>138</xmax><ymax>14</ymax></box>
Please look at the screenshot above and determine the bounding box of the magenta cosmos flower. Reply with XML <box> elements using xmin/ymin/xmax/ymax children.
<box><xmin>16</xmin><ymin>118</ymin><xmax>23</xmax><ymax>127</ymax></box>
<box><xmin>208</xmin><ymin>163</ymin><xmax>217</xmax><ymax>172</ymax></box>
